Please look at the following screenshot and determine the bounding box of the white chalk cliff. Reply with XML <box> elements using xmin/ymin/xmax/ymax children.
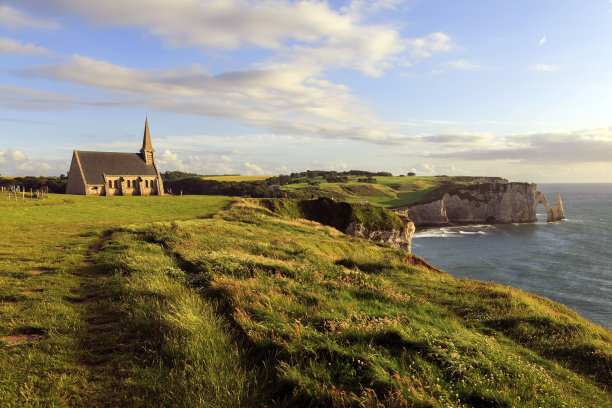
<box><xmin>395</xmin><ymin>182</ymin><xmax>565</xmax><ymax>226</ymax></box>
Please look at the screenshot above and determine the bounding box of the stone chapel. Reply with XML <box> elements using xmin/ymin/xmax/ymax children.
<box><xmin>66</xmin><ymin>119</ymin><xmax>164</xmax><ymax>196</ymax></box>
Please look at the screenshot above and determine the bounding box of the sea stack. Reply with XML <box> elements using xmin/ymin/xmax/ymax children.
<box><xmin>549</xmin><ymin>193</ymin><xmax>566</xmax><ymax>222</ymax></box>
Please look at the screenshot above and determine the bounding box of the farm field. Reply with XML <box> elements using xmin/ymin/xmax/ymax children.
<box><xmin>1</xmin><ymin>194</ymin><xmax>610</xmax><ymax>407</ymax></box>
<box><xmin>0</xmin><ymin>194</ymin><xmax>233</xmax><ymax>406</ymax></box>
<box><xmin>201</xmin><ymin>175</ymin><xmax>274</xmax><ymax>182</ymax></box>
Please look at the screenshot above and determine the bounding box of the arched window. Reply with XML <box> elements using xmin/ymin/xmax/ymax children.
<box><xmin>113</xmin><ymin>180</ymin><xmax>118</xmax><ymax>188</ymax></box>
<box><xmin>108</xmin><ymin>180</ymin><xmax>112</xmax><ymax>188</ymax></box>
<box><xmin>127</xmin><ymin>180</ymin><xmax>131</xmax><ymax>188</ymax></box>
<box><xmin>145</xmin><ymin>180</ymin><xmax>149</xmax><ymax>188</ymax></box>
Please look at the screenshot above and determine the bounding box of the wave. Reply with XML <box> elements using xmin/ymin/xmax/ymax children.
<box><xmin>415</xmin><ymin>225</ymin><xmax>491</xmax><ymax>238</ymax></box>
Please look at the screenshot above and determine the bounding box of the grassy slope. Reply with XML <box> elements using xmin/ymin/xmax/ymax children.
<box><xmin>281</xmin><ymin>176</ymin><xmax>465</xmax><ymax>208</ymax></box>
<box><xmin>2</xmin><ymin>195</ymin><xmax>610</xmax><ymax>407</ymax></box>
<box><xmin>87</xmin><ymin>200</ymin><xmax>612</xmax><ymax>406</ymax></box>
<box><xmin>0</xmin><ymin>194</ymin><xmax>233</xmax><ymax>406</ymax></box>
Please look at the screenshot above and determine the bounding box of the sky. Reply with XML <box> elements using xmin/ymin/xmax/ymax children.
<box><xmin>1</xmin><ymin>0</ymin><xmax>612</xmax><ymax>182</ymax></box>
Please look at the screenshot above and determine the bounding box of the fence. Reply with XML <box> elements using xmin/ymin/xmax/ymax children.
<box><xmin>2</xmin><ymin>186</ymin><xmax>49</xmax><ymax>201</ymax></box>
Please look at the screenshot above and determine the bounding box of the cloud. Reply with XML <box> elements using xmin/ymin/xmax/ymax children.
<box><xmin>0</xmin><ymin>149</ymin><xmax>28</xmax><ymax>164</ymax></box>
<box><xmin>533</xmin><ymin>64</ymin><xmax>559</xmax><ymax>72</ymax></box>
<box><xmin>0</xmin><ymin>85</ymin><xmax>73</xmax><ymax>110</ymax></box>
<box><xmin>157</xmin><ymin>149</ymin><xmax>179</xmax><ymax>163</ymax></box>
<box><xmin>11</xmin><ymin>1</ymin><xmax>453</xmax><ymax>77</ymax></box>
<box><xmin>421</xmin><ymin>132</ymin><xmax>492</xmax><ymax>145</ymax></box>
<box><xmin>342</xmin><ymin>0</ymin><xmax>410</xmax><ymax>15</ymax></box>
<box><xmin>243</xmin><ymin>162</ymin><xmax>266</xmax><ymax>175</ymax></box>
<box><xmin>538</xmin><ymin>36</ymin><xmax>547</xmax><ymax>46</ymax></box>
<box><xmin>16</xmin><ymin>55</ymin><xmax>410</xmax><ymax>143</ymax></box>
<box><xmin>405</xmin><ymin>32</ymin><xmax>452</xmax><ymax>58</ymax></box>
<box><xmin>445</xmin><ymin>59</ymin><xmax>479</xmax><ymax>70</ymax></box>
<box><xmin>7</xmin><ymin>1</ymin><xmax>454</xmax><ymax>146</ymax></box>
<box><xmin>0</xmin><ymin>6</ymin><xmax>60</xmax><ymax>30</ymax></box>
<box><xmin>423</xmin><ymin>126</ymin><xmax>612</xmax><ymax>164</ymax></box>
<box><xmin>0</xmin><ymin>117</ymin><xmax>52</xmax><ymax>125</ymax></box>
<box><xmin>0</xmin><ymin>37</ymin><xmax>52</xmax><ymax>55</ymax></box>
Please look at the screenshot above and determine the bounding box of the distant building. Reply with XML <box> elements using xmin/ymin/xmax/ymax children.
<box><xmin>66</xmin><ymin>119</ymin><xmax>164</xmax><ymax>196</ymax></box>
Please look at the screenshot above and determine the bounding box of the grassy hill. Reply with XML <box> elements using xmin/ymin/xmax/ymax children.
<box><xmin>1</xmin><ymin>195</ymin><xmax>610</xmax><ymax>407</ymax></box>
<box><xmin>279</xmin><ymin>176</ymin><xmax>494</xmax><ymax>208</ymax></box>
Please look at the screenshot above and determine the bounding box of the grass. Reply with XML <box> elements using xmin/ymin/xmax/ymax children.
<box><xmin>1</xmin><ymin>194</ymin><xmax>610</xmax><ymax>407</ymax></box>
<box><xmin>201</xmin><ymin>175</ymin><xmax>274</xmax><ymax>182</ymax></box>
<box><xmin>259</xmin><ymin>197</ymin><xmax>406</xmax><ymax>231</ymax></box>
<box><xmin>281</xmin><ymin>176</ymin><xmax>446</xmax><ymax>208</ymax></box>
<box><xmin>0</xmin><ymin>194</ymin><xmax>233</xmax><ymax>406</ymax></box>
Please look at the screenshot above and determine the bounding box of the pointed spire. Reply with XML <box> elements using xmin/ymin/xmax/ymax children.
<box><xmin>141</xmin><ymin>117</ymin><xmax>155</xmax><ymax>153</ymax></box>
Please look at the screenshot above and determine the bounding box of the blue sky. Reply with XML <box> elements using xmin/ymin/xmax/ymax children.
<box><xmin>1</xmin><ymin>0</ymin><xmax>611</xmax><ymax>182</ymax></box>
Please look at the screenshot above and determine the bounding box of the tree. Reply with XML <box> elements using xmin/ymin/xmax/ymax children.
<box><xmin>407</xmin><ymin>172</ymin><xmax>416</xmax><ymax>176</ymax></box>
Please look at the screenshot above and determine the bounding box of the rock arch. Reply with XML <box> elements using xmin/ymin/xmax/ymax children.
<box><xmin>535</xmin><ymin>191</ymin><xmax>565</xmax><ymax>222</ymax></box>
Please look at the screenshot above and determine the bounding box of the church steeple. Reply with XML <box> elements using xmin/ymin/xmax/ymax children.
<box><xmin>140</xmin><ymin>117</ymin><xmax>155</xmax><ymax>165</ymax></box>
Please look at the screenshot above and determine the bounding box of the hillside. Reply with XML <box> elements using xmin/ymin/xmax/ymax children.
<box><xmin>1</xmin><ymin>195</ymin><xmax>609</xmax><ymax>407</ymax></box>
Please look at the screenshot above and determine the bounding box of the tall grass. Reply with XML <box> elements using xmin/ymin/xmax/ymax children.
<box><xmin>96</xmin><ymin>199</ymin><xmax>611</xmax><ymax>407</ymax></box>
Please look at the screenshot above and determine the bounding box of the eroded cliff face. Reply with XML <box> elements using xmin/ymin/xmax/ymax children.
<box><xmin>260</xmin><ymin>197</ymin><xmax>415</xmax><ymax>253</ymax></box>
<box><xmin>396</xmin><ymin>182</ymin><xmax>565</xmax><ymax>226</ymax></box>
<box><xmin>345</xmin><ymin>218</ymin><xmax>415</xmax><ymax>253</ymax></box>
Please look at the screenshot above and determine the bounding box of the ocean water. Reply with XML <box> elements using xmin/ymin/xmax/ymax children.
<box><xmin>411</xmin><ymin>183</ymin><xmax>612</xmax><ymax>329</ymax></box>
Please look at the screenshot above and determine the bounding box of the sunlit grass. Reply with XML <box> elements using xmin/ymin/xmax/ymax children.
<box><xmin>201</xmin><ymin>175</ymin><xmax>274</xmax><ymax>181</ymax></box>
<box><xmin>95</xmin><ymin>199</ymin><xmax>612</xmax><ymax>407</ymax></box>
<box><xmin>0</xmin><ymin>194</ymin><xmax>233</xmax><ymax>406</ymax></box>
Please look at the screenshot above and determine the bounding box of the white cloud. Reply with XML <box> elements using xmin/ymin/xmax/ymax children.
<box><xmin>0</xmin><ymin>37</ymin><xmax>52</xmax><ymax>55</ymax></box>
<box><xmin>538</xmin><ymin>36</ymin><xmax>547</xmax><ymax>46</ymax></box>
<box><xmin>533</xmin><ymin>64</ymin><xmax>559</xmax><ymax>72</ymax></box>
<box><xmin>243</xmin><ymin>162</ymin><xmax>266</xmax><ymax>175</ymax></box>
<box><xmin>8</xmin><ymin>149</ymin><xmax>27</xmax><ymax>162</ymax></box>
<box><xmin>424</xmin><ymin>126</ymin><xmax>612</xmax><ymax>164</ymax></box>
<box><xmin>445</xmin><ymin>59</ymin><xmax>479</xmax><ymax>70</ymax></box>
<box><xmin>342</xmin><ymin>0</ymin><xmax>409</xmax><ymax>15</ymax></box>
<box><xmin>7</xmin><ymin>1</ymin><xmax>455</xmax><ymax>146</ymax></box>
<box><xmin>405</xmin><ymin>32</ymin><xmax>452</xmax><ymax>58</ymax></box>
<box><xmin>157</xmin><ymin>149</ymin><xmax>179</xmax><ymax>163</ymax></box>
<box><xmin>0</xmin><ymin>149</ymin><xmax>28</xmax><ymax>163</ymax></box>
<box><xmin>0</xmin><ymin>84</ymin><xmax>72</xmax><ymax>110</ymax></box>
<box><xmin>0</xmin><ymin>6</ymin><xmax>60</xmax><ymax>30</ymax></box>
<box><xmin>12</xmin><ymin>0</ymin><xmax>428</xmax><ymax>76</ymax></box>
<box><xmin>11</xmin><ymin>1</ymin><xmax>453</xmax><ymax>77</ymax></box>
<box><xmin>17</xmin><ymin>55</ymin><xmax>409</xmax><ymax>143</ymax></box>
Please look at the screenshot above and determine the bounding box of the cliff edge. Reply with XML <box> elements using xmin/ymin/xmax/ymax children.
<box><xmin>259</xmin><ymin>197</ymin><xmax>415</xmax><ymax>252</ymax></box>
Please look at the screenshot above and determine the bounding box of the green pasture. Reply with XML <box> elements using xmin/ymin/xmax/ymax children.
<box><xmin>282</xmin><ymin>176</ymin><xmax>444</xmax><ymax>207</ymax></box>
<box><xmin>201</xmin><ymin>175</ymin><xmax>274</xmax><ymax>182</ymax></box>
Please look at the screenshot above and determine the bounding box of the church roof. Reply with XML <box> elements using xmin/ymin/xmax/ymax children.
<box><xmin>76</xmin><ymin>151</ymin><xmax>159</xmax><ymax>185</ymax></box>
<box><xmin>141</xmin><ymin>117</ymin><xmax>154</xmax><ymax>152</ymax></box>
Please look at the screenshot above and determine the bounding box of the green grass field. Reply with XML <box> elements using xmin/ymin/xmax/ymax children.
<box><xmin>201</xmin><ymin>175</ymin><xmax>274</xmax><ymax>182</ymax></box>
<box><xmin>281</xmin><ymin>176</ymin><xmax>448</xmax><ymax>207</ymax></box>
<box><xmin>0</xmin><ymin>194</ymin><xmax>233</xmax><ymax>406</ymax></box>
<box><xmin>1</xmin><ymin>194</ymin><xmax>610</xmax><ymax>407</ymax></box>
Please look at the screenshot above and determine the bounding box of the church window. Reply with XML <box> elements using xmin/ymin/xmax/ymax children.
<box><xmin>145</xmin><ymin>180</ymin><xmax>149</xmax><ymax>188</ymax></box>
<box><xmin>113</xmin><ymin>180</ymin><xmax>118</xmax><ymax>188</ymax></box>
<box><xmin>127</xmin><ymin>180</ymin><xmax>131</xmax><ymax>188</ymax></box>
<box><xmin>108</xmin><ymin>180</ymin><xmax>112</xmax><ymax>188</ymax></box>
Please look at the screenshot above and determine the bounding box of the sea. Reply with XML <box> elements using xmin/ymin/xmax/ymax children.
<box><xmin>411</xmin><ymin>183</ymin><xmax>612</xmax><ymax>329</ymax></box>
